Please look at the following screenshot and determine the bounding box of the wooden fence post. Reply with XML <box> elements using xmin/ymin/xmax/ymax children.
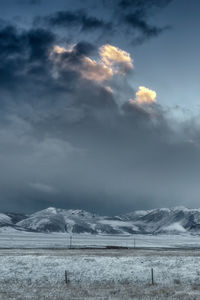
<box><xmin>151</xmin><ymin>268</ymin><xmax>154</xmax><ymax>285</ymax></box>
<box><xmin>65</xmin><ymin>270</ymin><xmax>68</xmax><ymax>284</ymax></box>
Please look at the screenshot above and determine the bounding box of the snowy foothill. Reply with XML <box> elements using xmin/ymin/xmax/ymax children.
<box><xmin>2</xmin><ymin>206</ymin><xmax>200</xmax><ymax>235</ymax></box>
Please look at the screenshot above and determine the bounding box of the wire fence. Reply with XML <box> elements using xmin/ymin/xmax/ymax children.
<box><xmin>1</xmin><ymin>231</ymin><xmax>200</xmax><ymax>248</ymax></box>
<box><xmin>64</xmin><ymin>233</ymin><xmax>200</xmax><ymax>249</ymax></box>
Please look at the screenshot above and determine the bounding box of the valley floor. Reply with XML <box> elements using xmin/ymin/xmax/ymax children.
<box><xmin>1</xmin><ymin>248</ymin><xmax>200</xmax><ymax>299</ymax></box>
<box><xmin>1</xmin><ymin>229</ymin><xmax>200</xmax><ymax>248</ymax></box>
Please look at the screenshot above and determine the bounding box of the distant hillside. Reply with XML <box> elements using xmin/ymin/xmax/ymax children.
<box><xmin>1</xmin><ymin>206</ymin><xmax>200</xmax><ymax>234</ymax></box>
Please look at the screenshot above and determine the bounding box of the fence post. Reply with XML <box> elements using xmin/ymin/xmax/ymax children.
<box><xmin>134</xmin><ymin>238</ymin><xmax>136</xmax><ymax>249</ymax></box>
<box><xmin>65</xmin><ymin>270</ymin><xmax>68</xmax><ymax>284</ymax></box>
<box><xmin>151</xmin><ymin>268</ymin><xmax>154</xmax><ymax>285</ymax></box>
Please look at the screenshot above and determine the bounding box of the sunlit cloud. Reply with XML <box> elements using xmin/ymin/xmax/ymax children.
<box><xmin>50</xmin><ymin>43</ymin><xmax>134</xmax><ymax>83</ymax></box>
<box><xmin>81</xmin><ymin>57</ymin><xmax>113</xmax><ymax>82</ymax></box>
<box><xmin>52</xmin><ymin>45</ymin><xmax>67</xmax><ymax>54</ymax></box>
<box><xmin>131</xmin><ymin>86</ymin><xmax>157</xmax><ymax>105</ymax></box>
<box><xmin>100</xmin><ymin>44</ymin><xmax>134</xmax><ymax>74</ymax></box>
<box><xmin>104</xmin><ymin>86</ymin><xmax>114</xmax><ymax>94</ymax></box>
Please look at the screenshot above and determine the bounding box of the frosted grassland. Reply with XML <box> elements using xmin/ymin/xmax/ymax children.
<box><xmin>2</xmin><ymin>228</ymin><xmax>200</xmax><ymax>248</ymax></box>
<box><xmin>1</xmin><ymin>231</ymin><xmax>200</xmax><ymax>299</ymax></box>
<box><xmin>1</xmin><ymin>249</ymin><xmax>200</xmax><ymax>299</ymax></box>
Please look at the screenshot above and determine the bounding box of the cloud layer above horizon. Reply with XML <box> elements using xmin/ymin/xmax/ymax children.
<box><xmin>1</xmin><ymin>0</ymin><xmax>200</xmax><ymax>214</ymax></box>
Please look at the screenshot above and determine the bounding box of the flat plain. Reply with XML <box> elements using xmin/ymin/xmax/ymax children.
<box><xmin>1</xmin><ymin>236</ymin><xmax>200</xmax><ymax>299</ymax></box>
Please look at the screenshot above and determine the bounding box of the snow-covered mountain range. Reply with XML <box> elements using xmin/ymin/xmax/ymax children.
<box><xmin>1</xmin><ymin>206</ymin><xmax>200</xmax><ymax>234</ymax></box>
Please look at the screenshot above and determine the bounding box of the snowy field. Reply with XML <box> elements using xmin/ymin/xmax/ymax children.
<box><xmin>1</xmin><ymin>228</ymin><xmax>200</xmax><ymax>249</ymax></box>
<box><xmin>1</xmin><ymin>231</ymin><xmax>200</xmax><ymax>299</ymax></box>
<box><xmin>1</xmin><ymin>248</ymin><xmax>200</xmax><ymax>299</ymax></box>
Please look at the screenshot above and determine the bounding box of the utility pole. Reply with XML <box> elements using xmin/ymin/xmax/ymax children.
<box><xmin>65</xmin><ymin>224</ymin><xmax>73</xmax><ymax>249</ymax></box>
<box><xmin>65</xmin><ymin>224</ymin><xmax>68</xmax><ymax>249</ymax></box>
<box><xmin>70</xmin><ymin>235</ymin><xmax>72</xmax><ymax>249</ymax></box>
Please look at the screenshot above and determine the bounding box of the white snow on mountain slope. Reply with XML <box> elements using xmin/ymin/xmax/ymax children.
<box><xmin>0</xmin><ymin>212</ymin><xmax>27</xmax><ymax>228</ymax></box>
<box><xmin>99</xmin><ymin>219</ymin><xmax>139</xmax><ymax>232</ymax></box>
<box><xmin>0</xmin><ymin>226</ymin><xmax>20</xmax><ymax>233</ymax></box>
<box><xmin>121</xmin><ymin>207</ymin><xmax>200</xmax><ymax>234</ymax></box>
<box><xmin>121</xmin><ymin>210</ymin><xmax>152</xmax><ymax>221</ymax></box>
<box><xmin>17</xmin><ymin>207</ymin><xmax>137</xmax><ymax>234</ymax></box>
<box><xmin>0</xmin><ymin>214</ymin><xmax>12</xmax><ymax>226</ymax></box>
<box><xmin>159</xmin><ymin>222</ymin><xmax>187</xmax><ymax>233</ymax></box>
<box><xmin>1</xmin><ymin>206</ymin><xmax>200</xmax><ymax>235</ymax></box>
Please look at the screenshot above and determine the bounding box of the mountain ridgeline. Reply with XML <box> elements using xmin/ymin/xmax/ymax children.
<box><xmin>1</xmin><ymin>207</ymin><xmax>200</xmax><ymax>234</ymax></box>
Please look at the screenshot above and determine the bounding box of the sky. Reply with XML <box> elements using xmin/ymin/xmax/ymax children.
<box><xmin>0</xmin><ymin>0</ymin><xmax>200</xmax><ymax>214</ymax></box>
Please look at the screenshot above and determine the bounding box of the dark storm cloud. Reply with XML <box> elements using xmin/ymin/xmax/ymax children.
<box><xmin>17</xmin><ymin>0</ymin><xmax>42</xmax><ymax>4</ymax></box>
<box><xmin>118</xmin><ymin>0</ymin><xmax>173</xmax><ymax>10</ymax></box>
<box><xmin>0</xmin><ymin>8</ymin><xmax>200</xmax><ymax>215</ymax></box>
<box><xmin>74</xmin><ymin>41</ymin><xmax>96</xmax><ymax>56</ymax></box>
<box><xmin>30</xmin><ymin>0</ymin><xmax>41</xmax><ymax>3</ymax></box>
<box><xmin>34</xmin><ymin>0</ymin><xmax>173</xmax><ymax>46</ymax></box>
<box><xmin>39</xmin><ymin>10</ymin><xmax>111</xmax><ymax>32</ymax></box>
<box><xmin>0</xmin><ymin>24</ymin><xmax>107</xmax><ymax>110</ymax></box>
<box><xmin>27</xmin><ymin>28</ymin><xmax>55</xmax><ymax>61</ymax></box>
<box><xmin>0</xmin><ymin>25</ymin><xmax>55</xmax><ymax>62</ymax></box>
<box><xmin>0</xmin><ymin>24</ymin><xmax>56</xmax><ymax>95</ymax></box>
<box><xmin>124</xmin><ymin>11</ymin><xmax>164</xmax><ymax>43</ymax></box>
<box><xmin>97</xmin><ymin>0</ymin><xmax>173</xmax><ymax>44</ymax></box>
<box><xmin>56</xmin><ymin>41</ymin><xmax>96</xmax><ymax>66</ymax></box>
<box><xmin>119</xmin><ymin>0</ymin><xmax>172</xmax><ymax>44</ymax></box>
<box><xmin>0</xmin><ymin>22</ymin><xmax>113</xmax><ymax>122</ymax></box>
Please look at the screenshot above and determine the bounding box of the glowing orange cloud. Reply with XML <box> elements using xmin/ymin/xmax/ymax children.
<box><xmin>81</xmin><ymin>57</ymin><xmax>113</xmax><ymax>82</ymax></box>
<box><xmin>135</xmin><ymin>86</ymin><xmax>157</xmax><ymax>104</ymax></box>
<box><xmin>50</xmin><ymin>43</ymin><xmax>134</xmax><ymax>83</ymax></box>
<box><xmin>100</xmin><ymin>44</ymin><xmax>134</xmax><ymax>73</ymax></box>
<box><xmin>52</xmin><ymin>45</ymin><xmax>67</xmax><ymax>54</ymax></box>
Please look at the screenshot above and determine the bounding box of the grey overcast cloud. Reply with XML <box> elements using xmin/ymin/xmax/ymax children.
<box><xmin>0</xmin><ymin>0</ymin><xmax>200</xmax><ymax>214</ymax></box>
